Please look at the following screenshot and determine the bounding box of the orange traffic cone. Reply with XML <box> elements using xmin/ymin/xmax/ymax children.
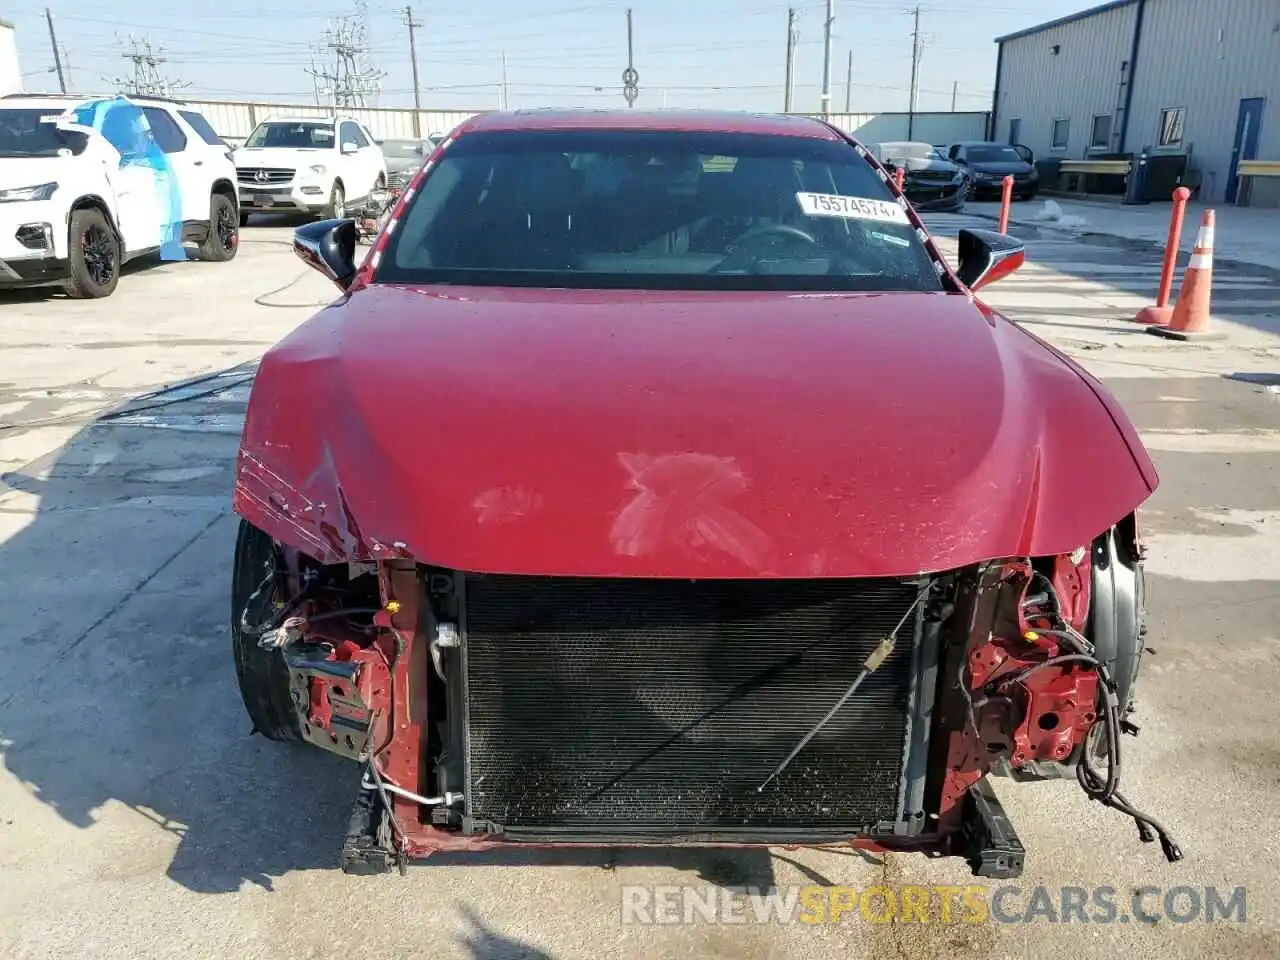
<box><xmin>1148</xmin><ymin>209</ymin><xmax>1226</xmax><ymax>341</ymax></box>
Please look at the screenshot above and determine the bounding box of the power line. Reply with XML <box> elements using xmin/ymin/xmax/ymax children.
<box><xmin>305</xmin><ymin>2</ymin><xmax>386</xmax><ymax>108</ymax></box>
<box><xmin>108</xmin><ymin>34</ymin><xmax>190</xmax><ymax>97</ymax></box>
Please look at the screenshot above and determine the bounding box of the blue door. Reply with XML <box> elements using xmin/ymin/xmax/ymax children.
<box><xmin>1007</xmin><ymin>118</ymin><xmax>1021</xmax><ymax>145</ymax></box>
<box><xmin>1226</xmin><ymin>97</ymin><xmax>1264</xmax><ymax>204</ymax></box>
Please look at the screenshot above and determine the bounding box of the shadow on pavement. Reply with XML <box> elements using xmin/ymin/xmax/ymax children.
<box><xmin>456</xmin><ymin>903</ymin><xmax>556</xmax><ymax>960</ymax></box>
<box><xmin>0</xmin><ymin>364</ymin><xmax>776</xmax><ymax>895</ymax></box>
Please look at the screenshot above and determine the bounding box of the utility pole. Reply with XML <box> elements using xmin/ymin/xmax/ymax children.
<box><xmin>819</xmin><ymin>0</ymin><xmax>834</xmax><ymax>119</ymax></box>
<box><xmin>951</xmin><ymin>80</ymin><xmax>958</xmax><ymax>111</ymax></box>
<box><xmin>403</xmin><ymin>5</ymin><xmax>423</xmax><ymax>135</ymax></box>
<box><xmin>907</xmin><ymin>4</ymin><xmax>922</xmax><ymax>138</ymax></box>
<box><xmin>844</xmin><ymin>50</ymin><xmax>852</xmax><ymax>113</ymax></box>
<box><xmin>500</xmin><ymin>49</ymin><xmax>509</xmax><ymax>110</ymax></box>
<box><xmin>622</xmin><ymin>8</ymin><xmax>639</xmax><ymax>107</ymax></box>
<box><xmin>45</xmin><ymin>8</ymin><xmax>66</xmax><ymax>94</ymax></box>
<box><xmin>783</xmin><ymin>8</ymin><xmax>797</xmax><ymax>113</ymax></box>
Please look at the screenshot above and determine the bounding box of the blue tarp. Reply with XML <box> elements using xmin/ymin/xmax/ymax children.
<box><xmin>71</xmin><ymin>96</ymin><xmax>186</xmax><ymax>261</ymax></box>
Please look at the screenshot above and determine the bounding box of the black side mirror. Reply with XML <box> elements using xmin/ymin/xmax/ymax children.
<box><xmin>293</xmin><ymin>218</ymin><xmax>358</xmax><ymax>289</ymax></box>
<box><xmin>957</xmin><ymin>228</ymin><xmax>1025</xmax><ymax>291</ymax></box>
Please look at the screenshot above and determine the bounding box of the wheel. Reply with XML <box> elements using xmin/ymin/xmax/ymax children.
<box><xmin>324</xmin><ymin>181</ymin><xmax>346</xmax><ymax>220</ymax></box>
<box><xmin>197</xmin><ymin>193</ymin><xmax>239</xmax><ymax>262</ymax></box>
<box><xmin>63</xmin><ymin>207</ymin><xmax>120</xmax><ymax>298</ymax></box>
<box><xmin>231</xmin><ymin>519</ymin><xmax>303</xmax><ymax>742</ymax></box>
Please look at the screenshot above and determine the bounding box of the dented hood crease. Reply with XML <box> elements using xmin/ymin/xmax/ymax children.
<box><xmin>234</xmin><ymin>285</ymin><xmax>1157</xmax><ymax>578</ymax></box>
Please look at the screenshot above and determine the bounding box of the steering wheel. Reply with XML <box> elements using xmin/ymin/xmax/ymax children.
<box><xmin>717</xmin><ymin>222</ymin><xmax>820</xmax><ymax>272</ymax></box>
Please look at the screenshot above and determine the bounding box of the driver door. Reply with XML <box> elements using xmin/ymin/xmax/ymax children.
<box><xmin>95</xmin><ymin>102</ymin><xmax>166</xmax><ymax>254</ymax></box>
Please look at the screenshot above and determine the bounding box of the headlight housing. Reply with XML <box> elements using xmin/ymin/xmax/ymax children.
<box><xmin>0</xmin><ymin>182</ymin><xmax>58</xmax><ymax>203</ymax></box>
<box><xmin>309</xmin><ymin>164</ymin><xmax>327</xmax><ymax>175</ymax></box>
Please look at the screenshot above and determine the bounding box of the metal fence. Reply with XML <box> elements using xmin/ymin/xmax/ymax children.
<box><xmin>167</xmin><ymin>97</ymin><xmax>989</xmax><ymax>149</ymax></box>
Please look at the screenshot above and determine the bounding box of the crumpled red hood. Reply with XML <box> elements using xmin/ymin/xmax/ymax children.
<box><xmin>234</xmin><ymin>284</ymin><xmax>1156</xmax><ymax>578</ymax></box>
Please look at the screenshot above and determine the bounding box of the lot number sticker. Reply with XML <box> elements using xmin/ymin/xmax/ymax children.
<box><xmin>795</xmin><ymin>192</ymin><xmax>909</xmax><ymax>225</ymax></box>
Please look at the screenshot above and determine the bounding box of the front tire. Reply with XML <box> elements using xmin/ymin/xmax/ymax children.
<box><xmin>323</xmin><ymin>181</ymin><xmax>346</xmax><ymax>220</ymax></box>
<box><xmin>197</xmin><ymin>193</ymin><xmax>239</xmax><ymax>262</ymax></box>
<box><xmin>63</xmin><ymin>208</ymin><xmax>120</xmax><ymax>299</ymax></box>
<box><xmin>231</xmin><ymin>519</ymin><xmax>303</xmax><ymax>743</ymax></box>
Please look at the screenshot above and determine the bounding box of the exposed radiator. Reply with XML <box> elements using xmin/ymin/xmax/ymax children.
<box><xmin>461</xmin><ymin>574</ymin><xmax>928</xmax><ymax>836</ymax></box>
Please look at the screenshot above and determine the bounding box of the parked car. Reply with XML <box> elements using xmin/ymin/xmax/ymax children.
<box><xmin>230</xmin><ymin>109</ymin><xmax>1175</xmax><ymax>879</ymax></box>
<box><xmin>233</xmin><ymin>115</ymin><xmax>386</xmax><ymax>225</ymax></box>
<box><xmin>869</xmin><ymin>140</ymin><xmax>967</xmax><ymax>211</ymax></box>
<box><xmin>375</xmin><ymin>136</ymin><xmax>433</xmax><ymax>192</ymax></box>
<box><xmin>0</xmin><ymin>93</ymin><xmax>238</xmax><ymax>298</ymax></box>
<box><xmin>946</xmin><ymin>141</ymin><xmax>1039</xmax><ymax>200</ymax></box>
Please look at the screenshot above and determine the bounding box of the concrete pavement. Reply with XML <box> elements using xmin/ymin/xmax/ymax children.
<box><xmin>1</xmin><ymin>215</ymin><xmax>1279</xmax><ymax>959</ymax></box>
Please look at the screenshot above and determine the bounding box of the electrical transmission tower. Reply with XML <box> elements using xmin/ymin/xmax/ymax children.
<box><xmin>306</xmin><ymin>2</ymin><xmax>386</xmax><ymax>109</ymax></box>
<box><xmin>109</xmin><ymin>35</ymin><xmax>190</xmax><ymax>97</ymax></box>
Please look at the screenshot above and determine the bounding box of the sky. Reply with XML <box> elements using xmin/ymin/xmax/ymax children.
<box><xmin>11</xmin><ymin>0</ymin><xmax>1099</xmax><ymax>114</ymax></box>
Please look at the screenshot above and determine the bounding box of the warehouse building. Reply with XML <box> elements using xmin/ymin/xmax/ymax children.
<box><xmin>991</xmin><ymin>0</ymin><xmax>1280</xmax><ymax>207</ymax></box>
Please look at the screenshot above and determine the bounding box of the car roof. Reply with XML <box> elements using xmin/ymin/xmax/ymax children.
<box><xmin>1</xmin><ymin>93</ymin><xmax>195</xmax><ymax>111</ymax></box>
<box><xmin>258</xmin><ymin>116</ymin><xmax>341</xmax><ymax>125</ymax></box>
<box><xmin>0</xmin><ymin>94</ymin><xmax>83</xmax><ymax>110</ymax></box>
<box><xmin>464</xmin><ymin>109</ymin><xmax>844</xmax><ymax>141</ymax></box>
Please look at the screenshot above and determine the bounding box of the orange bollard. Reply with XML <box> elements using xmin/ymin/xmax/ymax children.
<box><xmin>997</xmin><ymin>175</ymin><xmax>1014</xmax><ymax>233</ymax></box>
<box><xmin>1148</xmin><ymin>208</ymin><xmax>1226</xmax><ymax>341</ymax></box>
<box><xmin>895</xmin><ymin>166</ymin><xmax>905</xmax><ymax>192</ymax></box>
<box><xmin>1134</xmin><ymin>186</ymin><xmax>1193</xmax><ymax>324</ymax></box>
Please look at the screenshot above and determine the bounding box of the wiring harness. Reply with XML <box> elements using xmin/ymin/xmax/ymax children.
<box><xmin>999</xmin><ymin>571</ymin><xmax>1182</xmax><ymax>863</ymax></box>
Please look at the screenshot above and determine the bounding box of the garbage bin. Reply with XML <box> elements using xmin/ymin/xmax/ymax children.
<box><xmin>1124</xmin><ymin>147</ymin><xmax>1151</xmax><ymax>205</ymax></box>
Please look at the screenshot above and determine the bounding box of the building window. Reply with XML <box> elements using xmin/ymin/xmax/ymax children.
<box><xmin>1007</xmin><ymin>118</ymin><xmax>1021</xmax><ymax>145</ymax></box>
<box><xmin>1159</xmin><ymin>107</ymin><xmax>1186</xmax><ymax>147</ymax></box>
<box><xmin>1051</xmin><ymin>118</ymin><xmax>1070</xmax><ymax>150</ymax></box>
<box><xmin>1090</xmin><ymin>114</ymin><xmax>1112</xmax><ymax>150</ymax></box>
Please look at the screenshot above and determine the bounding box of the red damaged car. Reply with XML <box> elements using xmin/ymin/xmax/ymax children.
<box><xmin>231</xmin><ymin>109</ymin><xmax>1180</xmax><ymax>876</ymax></box>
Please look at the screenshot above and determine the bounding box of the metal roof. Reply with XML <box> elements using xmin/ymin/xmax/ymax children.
<box><xmin>995</xmin><ymin>0</ymin><xmax>1137</xmax><ymax>44</ymax></box>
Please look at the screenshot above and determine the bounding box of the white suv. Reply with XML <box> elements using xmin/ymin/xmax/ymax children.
<box><xmin>233</xmin><ymin>116</ymin><xmax>387</xmax><ymax>224</ymax></box>
<box><xmin>0</xmin><ymin>94</ymin><xmax>240</xmax><ymax>298</ymax></box>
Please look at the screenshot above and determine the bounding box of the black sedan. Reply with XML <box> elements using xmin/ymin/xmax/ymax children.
<box><xmin>870</xmin><ymin>141</ymin><xmax>968</xmax><ymax>211</ymax></box>
<box><xmin>945</xmin><ymin>141</ymin><xmax>1039</xmax><ymax>200</ymax></box>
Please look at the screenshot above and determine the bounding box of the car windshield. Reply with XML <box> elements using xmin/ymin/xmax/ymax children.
<box><xmin>967</xmin><ymin>145</ymin><xmax>1024</xmax><ymax>163</ymax></box>
<box><xmin>0</xmin><ymin>109</ymin><xmax>89</xmax><ymax>158</ymax></box>
<box><xmin>380</xmin><ymin>138</ymin><xmax>426</xmax><ymax>158</ymax></box>
<box><xmin>244</xmin><ymin>121</ymin><xmax>334</xmax><ymax>149</ymax></box>
<box><xmin>377</xmin><ymin>129</ymin><xmax>944</xmax><ymax>293</ymax></box>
